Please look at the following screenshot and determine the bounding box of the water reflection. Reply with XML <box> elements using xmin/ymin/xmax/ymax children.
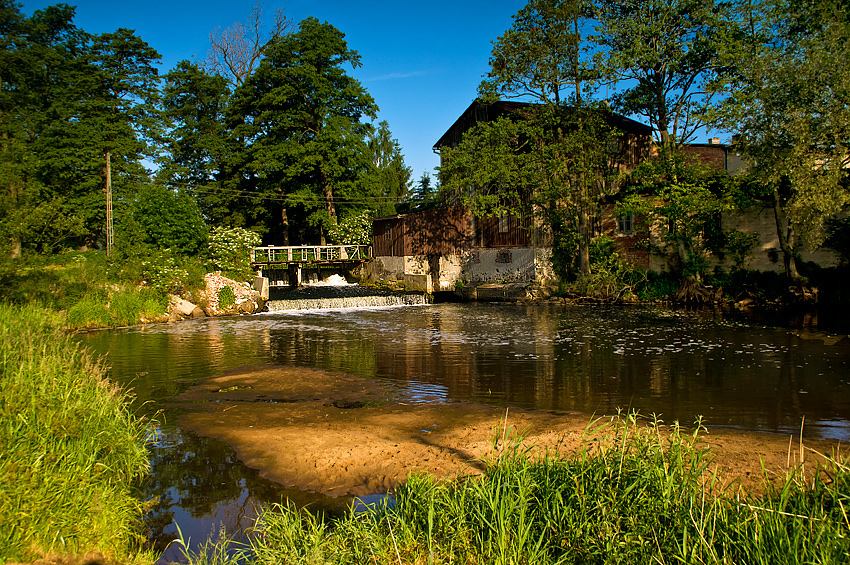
<box><xmin>84</xmin><ymin>302</ymin><xmax>850</xmax><ymax>438</ymax></box>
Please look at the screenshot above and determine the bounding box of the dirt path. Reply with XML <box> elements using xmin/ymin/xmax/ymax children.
<box><xmin>171</xmin><ymin>365</ymin><xmax>843</xmax><ymax>498</ymax></box>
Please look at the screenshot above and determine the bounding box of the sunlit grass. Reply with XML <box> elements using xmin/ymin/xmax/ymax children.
<box><xmin>0</xmin><ymin>304</ymin><xmax>155</xmax><ymax>562</ymax></box>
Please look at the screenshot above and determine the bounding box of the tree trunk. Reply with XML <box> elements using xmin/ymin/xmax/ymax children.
<box><xmin>280</xmin><ymin>207</ymin><xmax>290</xmax><ymax>246</ymax></box>
<box><xmin>578</xmin><ymin>203</ymin><xmax>591</xmax><ymax>275</ymax></box>
<box><xmin>772</xmin><ymin>186</ymin><xmax>799</xmax><ymax>280</ymax></box>
<box><xmin>323</xmin><ymin>178</ymin><xmax>337</xmax><ymax>223</ymax></box>
<box><xmin>2</xmin><ymin>131</ymin><xmax>21</xmax><ymax>258</ymax></box>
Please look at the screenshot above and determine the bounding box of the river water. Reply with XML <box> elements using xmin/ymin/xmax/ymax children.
<box><xmin>75</xmin><ymin>299</ymin><xmax>850</xmax><ymax>555</ymax></box>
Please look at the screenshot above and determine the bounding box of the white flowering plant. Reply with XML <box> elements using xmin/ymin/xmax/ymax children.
<box><xmin>326</xmin><ymin>211</ymin><xmax>373</xmax><ymax>246</ymax></box>
<box><xmin>139</xmin><ymin>249</ymin><xmax>190</xmax><ymax>295</ymax></box>
<box><xmin>208</xmin><ymin>226</ymin><xmax>262</xmax><ymax>280</ymax></box>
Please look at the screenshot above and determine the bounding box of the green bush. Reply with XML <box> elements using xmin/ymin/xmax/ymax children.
<box><xmin>566</xmin><ymin>236</ymin><xmax>648</xmax><ymax>301</ymax></box>
<box><xmin>326</xmin><ymin>211</ymin><xmax>373</xmax><ymax>246</ymax></box>
<box><xmin>138</xmin><ymin>249</ymin><xmax>191</xmax><ymax>295</ymax></box>
<box><xmin>128</xmin><ymin>183</ymin><xmax>209</xmax><ymax>255</ymax></box>
<box><xmin>217</xmin><ymin>285</ymin><xmax>236</xmax><ymax>310</ymax></box>
<box><xmin>0</xmin><ymin>304</ymin><xmax>153</xmax><ymax>561</ymax></box>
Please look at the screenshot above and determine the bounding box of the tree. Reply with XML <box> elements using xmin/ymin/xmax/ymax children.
<box><xmin>0</xmin><ymin>2</ymin><xmax>87</xmax><ymax>256</ymax></box>
<box><xmin>1</xmin><ymin>3</ymin><xmax>168</xmax><ymax>256</ymax></box>
<box><xmin>594</xmin><ymin>0</ymin><xmax>721</xmax><ymax>149</ymax></box>
<box><xmin>128</xmin><ymin>183</ymin><xmax>208</xmax><ymax>255</ymax></box>
<box><xmin>359</xmin><ymin>121</ymin><xmax>412</xmax><ymax>217</ymax></box>
<box><xmin>206</xmin><ymin>0</ymin><xmax>293</xmax><ymax>88</ymax></box>
<box><xmin>443</xmin><ymin>0</ymin><xmax>619</xmax><ymax>275</ymax></box>
<box><xmin>27</xmin><ymin>23</ymin><xmax>163</xmax><ymax>251</ymax></box>
<box><xmin>707</xmin><ymin>0</ymin><xmax>850</xmax><ymax>281</ymax></box>
<box><xmin>229</xmin><ymin>17</ymin><xmax>378</xmax><ymax>245</ymax></box>
<box><xmin>159</xmin><ymin>60</ymin><xmax>255</xmax><ymax>227</ymax></box>
<box><xmin>440</xmin><ymin>103</ymin><xmax>620</xmax><ymax>277</ymax></box>
<box><xmin>617</xmin><ymin>155</ymin><xmax>733</xmax><ymax>297</ymax></box>
<box><xmin>479</xmin><ymin>0</ymin><xmax>598</xmax><ymax>105</ymax></box>
<box><xmin>410</xmin><ymin>171</ymin><xmax>439</xmax><ymax>203</ymax></box>
<box><xmin>161</xmin><ymin>61</ymin><xmax>229</xmax><ymax>187</ymax></box>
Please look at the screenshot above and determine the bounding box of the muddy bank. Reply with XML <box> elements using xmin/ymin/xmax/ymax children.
<box><xmin>171</xmin><ymin>365</ymin><xmax>843</xmax><ymax>498</ymax></box>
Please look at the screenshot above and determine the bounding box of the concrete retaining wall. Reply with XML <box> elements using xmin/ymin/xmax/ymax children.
<box><xmin>362</xmin><ymin>247</ymin><xmax>556</xmax><ymax>293</ymax></box>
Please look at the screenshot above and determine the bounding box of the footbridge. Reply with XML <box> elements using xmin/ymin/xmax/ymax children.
<box><xmin>250</xmin><ymin>245</ymin><xmax>372</xmax><ymax>287</ymax></box>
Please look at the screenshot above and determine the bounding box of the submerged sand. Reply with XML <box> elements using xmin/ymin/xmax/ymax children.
<box><xmin>171</xmin><ymin>365</ymin><xmax>843</xmax><ymax>498</ymax></box>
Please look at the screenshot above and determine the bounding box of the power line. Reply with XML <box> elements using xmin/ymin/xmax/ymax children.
<box><xmin>117</xmin><ymin>171</ymin><xmax>429</xmax><ymax>205</ymax></box>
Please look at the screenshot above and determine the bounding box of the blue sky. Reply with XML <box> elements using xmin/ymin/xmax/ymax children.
<box><xmin>21</xmin><ymin>0</ymin><xmax>532</xmax><ymax>183</ymax></box>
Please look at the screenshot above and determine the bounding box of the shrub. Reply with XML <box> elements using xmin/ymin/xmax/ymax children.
<box><xmin>326</xmin><ymin>211</ymin><xmax>373</xmax><ymax>246</ymax></box>
<box><xmin>217</xmin><ymin>285</ymin><xmax>236</xmax><ymax>310</ymax></box>
<box><xmin>138</xmin><ymin>249</ymin><xmax>191</xmax><ymax>295</ymax></box>
<box><xmin>567</xmin><ymin>236</ymin><xmax>648</xmax><ymax>301</ymax></box>
<box><xmin>208</xmin><ymin>226</ymin><xmax>262</xmax><ymax>281</ymax></box>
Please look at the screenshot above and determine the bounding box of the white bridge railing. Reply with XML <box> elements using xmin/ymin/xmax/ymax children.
<box><xmin>250</xmin><ymin>245</ymin><xmax>372</xmax><ymax>265</ymax></box>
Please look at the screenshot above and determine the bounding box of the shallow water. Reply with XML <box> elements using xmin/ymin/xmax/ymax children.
<box><xmin>76</xmin><ymin>301</ymin><xmax>850</xmax><ymax>554</ymax></box>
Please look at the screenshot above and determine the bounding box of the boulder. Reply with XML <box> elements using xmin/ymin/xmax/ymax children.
<box><xmin>173</xmin><ymin>297</ymin><xmax>198</xmax><ymax>317</ymax></box>
<box><xmin>168</xmin><ymin>295</ymin><xmax>203</xmax><ymax>321</ymax></box>
<box><xmin>202</xmin><ymin>272</ymin><xmax>266</xmax><ymax>316</ymax></box>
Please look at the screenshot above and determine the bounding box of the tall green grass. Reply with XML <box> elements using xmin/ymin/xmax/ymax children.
<box><xmin>67</xmin><ymin>287</ymin><xmax>166</xmax><ymax>329</ymax></box>
<box><xmin>193</xmin><ymin>413</ymin><xmax>849</xmax><ymax>565</ymax></box>
<box><xmin>0</xmin><ymin>304</ymin><xmax>154</xmax><ymax>562</ymax></box>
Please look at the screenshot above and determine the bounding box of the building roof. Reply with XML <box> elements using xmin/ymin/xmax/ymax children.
<box><xmin>433</xmin><ymin>99</ymin><xmax>654</xmax><ymax>150</ymax></box>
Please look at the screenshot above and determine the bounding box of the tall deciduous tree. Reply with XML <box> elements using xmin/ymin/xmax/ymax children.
<box><xmin>440</xmin><ymin>104</ymin><xmax>619</xmax><ymax>276</ymax></box>
<box><xmin>1</xmin><ymin>3</ymin><xmax>162</xmax><ymax>254</ymax></box>
<box><xmin>0</xmin><ymin>2</ymin><xmax>86</xmax><ymax>256</ymax></box>
<box><xmin>594</xmin><ymin>0</ymin><xmax>721</xmax><ymax>149</ymax></box>
<box><xmin>479</xmin><ymin>0</ymin><xmax>598</xmax><ymax>105</ymax></box>
<box><xmin>206</xmin><ymin>0</ymin><xmax>293</xmax><ymax>88</ymax></box>
<box><xmin>444</xmin><ymin>0</ymin><xmax>617</xmax><ymax>275</ymax></box>
<box><xmin>708</xmin><ymin>0</ymin><xmax>850</xmax><ymax>281</ymax></box>
<box><xmin>230</xmin><ymin>17</ymin><xmax>378</xmax><ymax>245</ymax></box>
<box><xmin>159</xmin><ymin>60</ymin><xmax>254</xmax><ymax>227</ymax></box>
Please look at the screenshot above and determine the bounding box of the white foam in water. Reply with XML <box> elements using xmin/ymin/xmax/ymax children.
<box><xmin>304</xmin><ymin>274</ymin><xmax>353</xmax><ymax>287</ymax></box>
<box><xmin>266</xmin><ymin>294</ymin><xmax>428</xmax><ymax>312</ymax></box>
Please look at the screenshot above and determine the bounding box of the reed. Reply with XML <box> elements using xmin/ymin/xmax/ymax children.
<box><xmin>221</xmin><ymin>412</ymin><xmax>849</xmax><ymax>565</ymax></box>
<box><xmin>0</xmin><ymin>304</ymin><xmax>154</xmax><ymax>562</ymax></box>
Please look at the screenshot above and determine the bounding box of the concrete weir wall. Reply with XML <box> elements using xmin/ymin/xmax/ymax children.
<box><xmin>362</xmin><ymin>248</ymin><xmax>555</xmax><ymax>293</ymax></box>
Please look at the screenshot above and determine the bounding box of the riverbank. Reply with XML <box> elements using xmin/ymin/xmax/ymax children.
<box><xmin>0</xmin><ymin>305</ymin><xmax>154</xmax><ymax>563</ymax></box>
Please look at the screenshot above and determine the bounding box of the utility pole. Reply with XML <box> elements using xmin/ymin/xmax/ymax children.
<box><xmin>105</xmin><ymin>152</ymin><xmax>114</xmax><ymax>256</ymax></box>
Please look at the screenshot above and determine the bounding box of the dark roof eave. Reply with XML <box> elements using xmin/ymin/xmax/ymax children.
<box><xmin>433</xmin><ymin>100</ymin><xmax>653</xmax><ymax>150</ymax></box>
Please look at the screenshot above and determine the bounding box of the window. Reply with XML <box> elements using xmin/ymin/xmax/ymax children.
<box><xmin>498</xmin><ymin>214</ymin><xmax>509</xmax><ymax>233</ymax></box>
<box><xmin>617</xmin><ymin>214</ymin><xmax>634</xmax><ymax>235</ymax></box>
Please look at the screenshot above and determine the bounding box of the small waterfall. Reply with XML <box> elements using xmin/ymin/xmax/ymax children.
<box><xmin>266</xmin><ymin>275</ymin><xmax>427</xmax><ymax>312</ymax></box>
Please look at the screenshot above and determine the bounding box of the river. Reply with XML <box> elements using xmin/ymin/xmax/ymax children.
<box><xmin>75</xmin><ymin>299</ymin><xmax>850</xmax><ymax>556</ymax></box>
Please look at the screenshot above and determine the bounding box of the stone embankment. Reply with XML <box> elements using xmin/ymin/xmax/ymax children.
<box><xmin>167</xmin><ymin>273</ymin><xmax>266</xmax><ymax>322</ymax></box>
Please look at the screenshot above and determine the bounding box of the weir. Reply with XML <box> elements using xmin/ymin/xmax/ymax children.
<box><xmin>266</xmin><ymin>274</ymin><xmax>427</xmax><ymax>312</ymax></box>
